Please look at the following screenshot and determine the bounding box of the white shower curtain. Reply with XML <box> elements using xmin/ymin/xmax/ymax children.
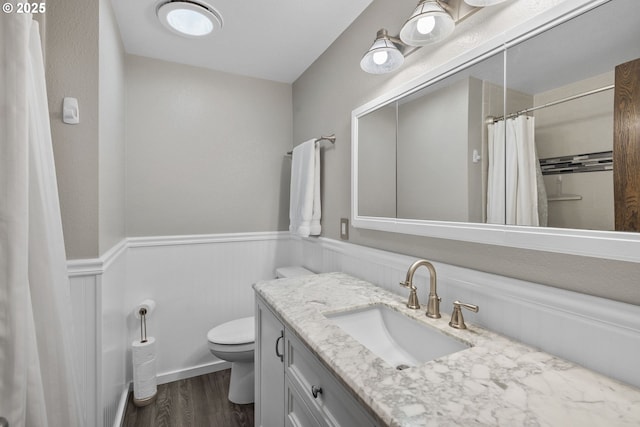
<box><xmin>486</xmin><ymin>116</ymin><xmax>547</xmax><ymax>226</ymax></box>
<box><xmin>1</xmin><ymin>11</ymin><xmax>83</xmax><ymax>427</ymax></box>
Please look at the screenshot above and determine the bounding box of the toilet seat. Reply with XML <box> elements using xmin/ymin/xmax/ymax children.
<box><xmin>207</xmin><ymin>316</ymin><xmax>254</xmax><ymax>345</ymax></box>
<box><xmin>208</xmin><ymin>341</ymin><xmax>254</xmax><ymax>358</ymax></box>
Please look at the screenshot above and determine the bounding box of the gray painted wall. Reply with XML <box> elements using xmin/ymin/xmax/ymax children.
<box><xmin>46</xmin><ymin>0</ymin><xmax>291</xmax><ymax>256</ymax></box>
<box><xmin>99</xmin><ymin>0</ymin><xmax>126</xmax><ymax>255</ymax></box>
<box><xmin>45</xmin><ymin>0</ymin><xmax>126</xmax><ymax>258</ymax></box>
<box><xmin>396</xmin><ymin>78</ymin><xmax>480</xmax><ymax>222</ymax></box>
<box><xmin>292</xmin><ymin>0</ymin><xmax>640</xmax><ymax>305</ymax></box>
<box><xmin>125</xmin><ymin>55</ymin><xmax>292</xmax><ymax>236</ymax></box>
<box><xmin>358</xmin><ymin>104</ymin><xmax>396</xmax><ymax>217</ymax></box>
<box><xmin>45</xmin><ymin>0</ymin><xmax>100</xmax><ymax>259</ymax></box>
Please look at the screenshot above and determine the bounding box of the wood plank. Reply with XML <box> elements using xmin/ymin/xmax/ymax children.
<box><xmin>614</xmin><ymin>57</ymin><xmax>640</xmax><ymax>231</ymax></box>
<box><xmin>123</xmin><ymin>369</ymin><xmax>254</xmax><ymax>427</ymax></box>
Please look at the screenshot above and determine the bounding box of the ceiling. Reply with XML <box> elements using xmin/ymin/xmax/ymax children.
<box><xmin>110</xmin><ymin>0</ymin><xmax>373</xmax><ymax>84</ymax></box>
<box><xmin>402</xmin><ymin>0</ymin><xmax>640</xmax><ymax>102</ymax></box>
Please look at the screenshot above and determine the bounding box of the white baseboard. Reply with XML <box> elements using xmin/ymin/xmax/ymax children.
<box><xmin>113</xmin><ymin>384</ymin><xmax>130</xmax><ymax>427</ymax></box>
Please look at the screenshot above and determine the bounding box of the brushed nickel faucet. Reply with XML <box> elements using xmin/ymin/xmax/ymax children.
<box><xmin>399</xmin><ymin>259</ymin><xmax>441</xmax><ymax>318</ymax></box>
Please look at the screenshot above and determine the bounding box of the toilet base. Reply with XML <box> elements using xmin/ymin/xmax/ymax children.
<box><xmin>228</xmin><ymin>361</ymin><xmax>254</xmax><ymax>404</ymax></box>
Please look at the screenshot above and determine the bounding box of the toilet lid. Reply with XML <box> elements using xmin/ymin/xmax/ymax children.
<box><xmin>207</xmin><ymin>316</ymin><xmax>255</xmax><ymax>345</ymax></box>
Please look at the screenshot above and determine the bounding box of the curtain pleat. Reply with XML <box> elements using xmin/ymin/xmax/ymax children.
<box><xmin>487</xmin><ymin>116</ymin><xmax>545</xmax><ymax>227</ymax></box>
<box><xmin>1</xmin><ymin>11</ymin><xmax>83</xmax><ymax>427</ymax></box>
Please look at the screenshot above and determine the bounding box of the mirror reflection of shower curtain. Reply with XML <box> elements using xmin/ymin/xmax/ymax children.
<box><xmin>487</xmin><ymin>116</ymin><xmax>547</xmax><ymax>226</ymax></box>
<box><xmin>0</xmin><ymin>13</ymin><xmax>83</xmax><ymax>427</ymax></box>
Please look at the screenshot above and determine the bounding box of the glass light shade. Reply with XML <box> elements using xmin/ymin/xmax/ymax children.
<box><xmin>400</xmin><ymin>1</ymin><xmax>455</xmax><ymax>46</ymax></box>
<box><xmin>464</xmin><ymin>0</ymin><xmax>509</xmax><ymax>6</ymax></box>
<box><xmin>360</xmin><ymin>31</ymin><xmax>405</xmax><ymax>74</ymax></box>
<box><xmin>157</xmin><ymin>1</ymin><xmax>223</xmax><ymax>37</ymax></box>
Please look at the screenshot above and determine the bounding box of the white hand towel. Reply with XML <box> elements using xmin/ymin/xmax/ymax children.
<box><xmin>310</xmin><ymin>142</ymin><xmax>322</xmax><ymax>235</ymax></box>
<box><xmin>290</xmin><ymin>139</ymin><xmax>321</xmax><ymax>237</ymax></box>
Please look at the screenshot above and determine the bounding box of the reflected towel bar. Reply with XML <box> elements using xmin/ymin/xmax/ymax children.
<box><xmin>286</xmin><ymin>134</ymin><xmax>336</xmax><ymax>156</ymax></box>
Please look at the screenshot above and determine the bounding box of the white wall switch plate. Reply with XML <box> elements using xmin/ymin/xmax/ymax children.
<box><xmin>340</xmin><ymin>218</ymin><xmax>349</xmax><ymax>240</ymax></box>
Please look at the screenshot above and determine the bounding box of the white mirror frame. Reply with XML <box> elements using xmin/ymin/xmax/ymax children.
<box><xmin>351</xmin><ymin>0</ymin><xmax>640</xmax><ymax>264</ymax></box>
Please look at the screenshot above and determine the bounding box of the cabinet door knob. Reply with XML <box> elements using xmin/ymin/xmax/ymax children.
<box><xmin>311</xmin><ymin>385</ymin><xmax>323</xmax><ymax>398</ymax></box>
<box><xmin>275</xmin><ymin>330</ymin><xmax>284</xmax><ymax>362</ymax></box>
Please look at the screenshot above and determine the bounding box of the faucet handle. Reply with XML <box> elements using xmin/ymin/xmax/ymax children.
<box><xmin>448</xmin><ymin>301</ymin><xmax>479</xmax><ymax>329</ymax></box>
<box><xmin>399</xmin><ymin>280</ymin><xmax>414</xmax><ymax>289</ymax></box>
<box><xmin>399</xmin><ymin>281</ymin><xmax>420</xmax><ymax>309</ymax></box>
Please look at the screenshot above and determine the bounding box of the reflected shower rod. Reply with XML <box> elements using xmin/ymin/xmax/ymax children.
<box><xmin>487</xmin><ymin>84</ymin><xmax>614</xmax><ymax>124</ymax></box>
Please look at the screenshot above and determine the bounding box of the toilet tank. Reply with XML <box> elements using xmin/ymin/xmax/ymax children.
<box><xmin>275</xmin><ymin>266</ymin><xmax>315</xmax><ymax>279</ymax></box>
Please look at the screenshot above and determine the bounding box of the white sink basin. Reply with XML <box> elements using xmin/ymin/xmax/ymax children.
<box><xmin>325</xmin><ymin>305</ymin><xmax>469</xmax><ymax>370</ymax></box>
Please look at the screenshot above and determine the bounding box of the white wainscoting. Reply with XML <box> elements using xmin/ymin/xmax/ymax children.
<box><xmin>68</xmin><ymin>239</ymin><xmax>128</xmax><ymax>427</ymax></box>
<box><xmin>125</xmin><ymin>232</ymin><xmax>294</xmax><ymax>382</ymax></box>
<box><xmin>295</xmin><ymin>237</ymin><xmax>640</xmax><ymax>389</ymax></box>
<box><xmin>68</xmin><ymin>271</ymin><xmax>99</xmax><ymax>427</ymax></box>
<box><xmin>67</xmin><ymin>231</ymin><xmax>295</xmax><ymax>427</ymax></box>
<box><xmin>100</xmin><ymin>241</ymin><xmax>128</xmax><ymax>427</ymax></box>
<box><xmin>67</xmin><ymin>232</ymin><xmax>640</xmax><ymax>427</ymax></box>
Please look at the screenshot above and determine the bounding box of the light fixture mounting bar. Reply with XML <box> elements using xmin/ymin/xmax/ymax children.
<box><xmin>386</xmin><ymin>34</ymin><xmax>421</xmax><ymax>57</ymax></box>
<box><xmin>441</xmin><ymin>0</ymin><xmax>480</xmax><ymax>24</ymax></box>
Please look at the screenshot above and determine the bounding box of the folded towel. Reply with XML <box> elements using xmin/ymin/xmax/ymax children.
<box><xmin>290</xmin><ymin>139</ymin><xmax>321</xmax><ymax>237</ymax></box>
<box><xmin>310</xmin><ymin>141</ymin><xmax>321</xmax><ymax>235</ymax></box>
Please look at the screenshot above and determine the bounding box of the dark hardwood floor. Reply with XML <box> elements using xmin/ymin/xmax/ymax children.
<box><xmin>123</xmin><ymin>369</ymin><xmax>254</xmax><ymax>427</ymax></box>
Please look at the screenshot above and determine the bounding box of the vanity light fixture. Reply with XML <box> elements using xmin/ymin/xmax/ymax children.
<box><xmin>400</xmin><ymin>0</ymin><xmax>456</xmax><ymax>47</ymax></box>
<box><xmin>157</xmin><ymin>0</ymin><xmax>223</xmax><ymax>38</ymax></box>
<box><xmin>361</xmin><ymin>0</ymin><xmax>511</xmax><ymax>74</ymax></box>
<box><xmin>360</xmin><ymin>29</ymin><xmax>406</xmax><ymax>74</ymax></box>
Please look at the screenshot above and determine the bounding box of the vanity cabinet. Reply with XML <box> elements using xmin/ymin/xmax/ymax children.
<box><xmin>255</xmin><ymin>295</ymin><xmax>378</xmax><ymax>427</ymax></box>
<box><xmin>285</xmin><ymin>328</ymin><xmax>378</xmax><ymax>427</ymax></box>
<box><xmin>285</xmin><ymin>377</ymin><xmax>322</xmax><ymax>427</ymax></box>
<box><xmin>255</xmin><ymin>297</ymin><xmax>286</xmax><ymax>427</ymax></box>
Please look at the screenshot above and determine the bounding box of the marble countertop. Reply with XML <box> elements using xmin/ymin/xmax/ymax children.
<box><xmin>254</xmin><ymin>272</ymin><xmax>640</xmax><ymax>427</ymax></box>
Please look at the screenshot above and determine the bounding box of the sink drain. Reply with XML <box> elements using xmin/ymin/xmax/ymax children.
<box><xmin>396</xmin><ymin>364</ymin><xmax>410</xmax><ymax>371</ymax></box>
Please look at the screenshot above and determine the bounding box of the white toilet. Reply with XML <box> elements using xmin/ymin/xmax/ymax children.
<box><xmin>206</xmin><ymin>266</ymin><xmax>314</xmax><ymax>404</ymax></box>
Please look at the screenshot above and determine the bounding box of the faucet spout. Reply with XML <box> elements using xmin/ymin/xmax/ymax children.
<box><xmin>400</xmin><ymin>259</ymin><xmax>441</xmax><ymax>318</ymax></box>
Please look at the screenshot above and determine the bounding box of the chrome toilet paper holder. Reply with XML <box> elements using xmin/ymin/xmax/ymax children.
<box><xmin>139</xmin><ymin>307</ymin><xmax>148</xmax><ymax>343</ymax></box>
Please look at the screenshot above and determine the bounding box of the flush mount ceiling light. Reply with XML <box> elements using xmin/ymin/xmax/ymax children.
<box><xmin>400</xmin><ymin>0</ymin><xmax>455</xmax><ymax>46</ymax></box>
<box><xmin>157</xmin><ymin>0</ymin><xmax>223</xmax><ymax>38</ymax></box>
<box><xmin>360</xmin><ymin>29</ymin><xmax>406</xmax><ymax>74</ymax></box>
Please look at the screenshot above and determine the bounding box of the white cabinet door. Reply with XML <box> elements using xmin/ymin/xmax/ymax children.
<box><xmin>255</xmin><ymin>297</ymin><xmax>286</xmax><ymax>427</ymax></box>
<box><xmin>256</xmin><ymin>295</ymin><xmax>378</xmax><ymax>427</ymax></box>
<box><xmin>286</xmin><ymin>377</ymin><xmax>322</xmax><ymax>427</ymax></box>
<box><xmin>286</xmin><ymin>330</ymin><xmax>378</xmax><ymax>427</ymax></box>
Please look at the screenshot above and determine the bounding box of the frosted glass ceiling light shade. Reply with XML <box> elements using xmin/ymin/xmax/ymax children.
<box><xmin>464</xmin><ymin>0</ymin><xmax>508</xmax><ymax>6</ymax></box>
<box><xmin>400</xmin><ymin>0</ymin><xmax>455</xmax><ymax>46</ymax></box>
<box><xmin>360</xmin><ymin>29</ymin><xmax>405</xmax><ymax>74</ymax></box>
<box><xmin>157</xmin><ymin>1</ymin><xmax>223</xmax><ymax>38</ymax></box>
